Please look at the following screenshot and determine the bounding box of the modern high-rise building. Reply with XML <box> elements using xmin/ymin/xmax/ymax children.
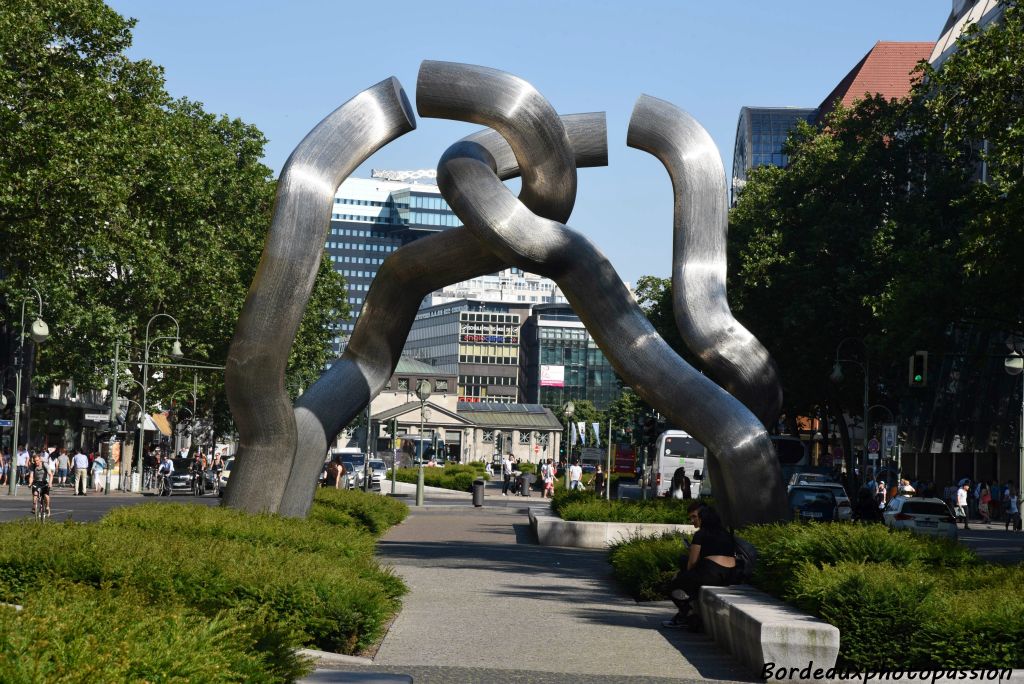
<box><xmin>730</xmin><ymin>107</ymin><xmax>816</xmax><ymax>205</ymax></box>
<box><xmin>421</xmin><ymin>267</ymin><xmax>567</xmax><ymax>308</ymax></box>
<box><xmin>520</xmin><ymin>303</ymin><xmax>620</xmax><ymax>411</ymax></box>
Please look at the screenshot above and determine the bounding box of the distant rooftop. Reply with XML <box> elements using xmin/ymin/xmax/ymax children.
<box><xmin>370</xmin><ymin>169</ymin><xmax>438</xmax><ymax>182</ymax></box>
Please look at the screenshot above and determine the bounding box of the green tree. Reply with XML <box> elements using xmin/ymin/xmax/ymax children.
<box><xmin>0</xmin><ymin>0</ymin><xmax>347</xmax><ymax>435</ymax></box>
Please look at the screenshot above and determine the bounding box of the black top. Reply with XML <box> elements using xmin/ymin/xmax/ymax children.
<box><xmin>693</xmin><ymin>528</ymin><xmax>735</xmax><ymax>559</ymax></box>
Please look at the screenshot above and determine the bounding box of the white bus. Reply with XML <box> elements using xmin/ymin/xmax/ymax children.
<box><xmin>648</xmin><ymin>430</ymin><xmax>707</xmax><ymax>499</ymax></box>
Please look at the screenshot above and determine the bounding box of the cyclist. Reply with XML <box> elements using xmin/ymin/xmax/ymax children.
<box><xmin>28</xmin><ymin>453</ymin><xmax>52</xmax><ymax>517</ymax></box>
<box><xmin>156</xmin><ymin>454</ymin><xmax>174</xmax><ymax>495</ymax></box>
<box><xmin>190</xmin><ymin>453</ymin><xmax>205</xmax><ymax>495</ymax></box>
<box><xmin>210</xmin><ymin>453</ymin><xmax>224</xmax><ymax>493</ymax></box>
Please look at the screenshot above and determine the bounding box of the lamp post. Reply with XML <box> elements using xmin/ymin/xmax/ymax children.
<box><xmin>135</xmin><ymin>314</ymin><xmax>183</xmax><ymax>493</ymax></box>
<box><xmin>563</xmin><ymin>400</ymin><xmax>575</xmax><ymax>489</ymax></box>
<box><xmin>8</xmin><ymin>288</ymin><xmax>48</xmax><ymax>496</ymax></box>
<box><xmin>415</xmin><ymin>379</ymin><xmax>431</xmax><ymax>506</ymax></box>
<box><xmin>831</xmin><ymin>338</ymin><xmax>868</xmax><ymax>489</ymax></box>
<box><xmin>1005</xmin><ymin>352</ymin><xmax>1024</xmax><ymax>492</ymax></box>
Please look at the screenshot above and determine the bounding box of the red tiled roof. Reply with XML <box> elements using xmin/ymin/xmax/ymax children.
<box><xmin>816</xmin><ymin>41</ymin><xmax>935</xmax><ymax>123</ymax></box>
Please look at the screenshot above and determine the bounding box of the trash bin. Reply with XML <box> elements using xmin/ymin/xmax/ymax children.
<box><xmin>472</xmin><ymin>478</ymin><xmax>485</xmax><ymax>507</ymax></box>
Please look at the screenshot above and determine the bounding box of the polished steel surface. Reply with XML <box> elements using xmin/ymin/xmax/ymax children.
<box><xmin>278</xmin><ymin>112</ymin><xmax>607</xmax><ymax>518</ymax></box>
<box><xmin>626</xmin><ymin>95</ymin><xmax>782</xmax><ymax>428</ymax></box>
<box><xmin>421</xmin><ymin>65</ymin><xmax>786</xmax><ymax>526</ymax></box>
<box><xmin>224</xmin><ymin>77</ymin><xmax>416</xmax><ymax>514</ymax></box>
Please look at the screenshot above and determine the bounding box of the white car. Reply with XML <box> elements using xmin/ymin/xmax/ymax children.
<box><xmin>788</xmin><ymin>481</ymin><xmax>853</xmax><ymax>521</ymax></box>
<box><xmin>882</xmin><ymin>496</ymin><xmax>958</xmax><ymax>539</ymax></box>
<box><xmin>368</xmin><ymin>459</ymin><xmax>386</xmax><ymax>489</ymax></box>
<box><xmin>217</xmin><ymin>458</ymin><xmax>234</xmax><ymax>496</ymax></box>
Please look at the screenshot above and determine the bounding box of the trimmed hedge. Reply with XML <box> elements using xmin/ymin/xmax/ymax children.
<box><xmin>607</xmin><ymin>522</ymin><xmax>1024</xmax><ymax>670</ymax></box>
<box><xmin>553</xmin><ymin>489</ymin><xmax>712</xmax><ymax>523</ymax></box>
<box><xmin>393</xmin><ymin>464</ymin><xmax>488</xmax><ymax>492</ymax></box>
<box><xmin>0</xmin><ymin>582</ymin><xmax>308</xmax><ymax>683</ymax></box>
<box><xmin>0</xmin><ymin>490</ymin><xmax>409</xmax><ymax>679</ymax></box>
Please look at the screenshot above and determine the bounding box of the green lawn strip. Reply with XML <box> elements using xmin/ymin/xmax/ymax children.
<box><xmin>0</xmin><ymin>490</ymin><xmax>410</xmax><ymax>680</ymax></box>
<box><xmin>608</xmin><ymin>522</ymin><xmax>1024</xmax><ymax>670</ymax></box>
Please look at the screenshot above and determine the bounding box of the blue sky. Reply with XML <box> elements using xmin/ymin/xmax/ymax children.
<box><xmin>107</xmin><ymin>0</ymin><xmax>950</xmax><ymax>285</ymax></box>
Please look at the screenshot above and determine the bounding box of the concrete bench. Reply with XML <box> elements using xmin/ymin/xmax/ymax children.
<box><xmin>698</xmin><ymin>585</ymin><xmax>839</xmax><ymax>681</ymax></box>
<box><xmin>528</xmin><ymin>508</ymin><xmax>694</xmax><ymax>549</ymax></box>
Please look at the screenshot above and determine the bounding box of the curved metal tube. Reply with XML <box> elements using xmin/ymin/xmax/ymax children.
<box><xmin>278</xmin><ymin>113</ymin><xmax>607</xmax><ymax>518</ymax></box>
<box><xmin>626</xmin><ymin>95</ymin><xmax>782</xmax><ymax>428</ymax></box>
<box><xmin>417</xmin><ymin>60</ymin><xmax>578</xmax><ymax>224</ymax></box>
<box><xmin>437</xmin><ymin>150</ymin><xmax>788</xmax><ymax>527</ymax></box>
<box><xmin>224</xmin><ymin>78</ymin><xmax>416</xmax><ymax>514</ymax></box>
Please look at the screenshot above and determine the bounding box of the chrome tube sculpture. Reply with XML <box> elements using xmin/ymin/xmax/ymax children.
<box><xmin>279</xmin><ymin>113</ymin><xmax>608</xmax><ymax>517</ymax></box>
<box><xmin>224</xmin><ymin>60</ymin><xmax>787</xmax><ymax>525</ymax></box>
<box><xmin>224</xmin><ymin>78</ymin><xmax>416</xmax><ymax>513</ymax></box>
<box><xmin>626</xmin><ymin>95</ymin><xmax>782</xmax><ymax>428</ymax></box>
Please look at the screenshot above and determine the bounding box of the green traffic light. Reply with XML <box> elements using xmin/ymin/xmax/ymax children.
<box><xmin>914</xmin><ymin>374</ymin><xmax>923</xmax><ymax>383</ymax></box>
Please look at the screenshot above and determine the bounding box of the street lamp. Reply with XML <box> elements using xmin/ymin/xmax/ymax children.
<box><xmin>8</xmin><ymin>287</ymin><xmax>48</xmax><ymax>496</ymax></box>
<box><xmin>831</xmin><ymin>338</ymin><xmax>868</xmax><ymax>489</ymax></box>
<box><xmin>563</xmin><ymin>400</ymin><xmax>575</xmax><ymax>489</ymax></box>
<box><xmin>135</xmin><ymin>313</ymin><xmax>183</xmax><ymax>492</ymax></box>
<box><xmin>415</xmin><ymin>379</ymin><xmax>431</xmax><ymax>506</ymax></box>
<box><xmin>1005</xmin><ymin>352</ymin><xmax>1023</xmax><ymax>494</ymax></box>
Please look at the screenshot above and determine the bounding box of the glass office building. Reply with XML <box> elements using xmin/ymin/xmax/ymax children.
<box><xmin>730</xmin><ymin>107</ymin><xmax>816</xmax><ymax>205</ymax></box>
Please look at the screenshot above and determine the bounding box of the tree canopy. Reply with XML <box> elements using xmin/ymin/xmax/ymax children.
<box><xmin>0</xmin><ymin>0</ymin><xmax>347</xmax><ymax>435</ymax></box>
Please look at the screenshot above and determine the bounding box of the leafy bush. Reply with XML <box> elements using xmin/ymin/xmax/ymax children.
<box><xmin>0</xmin><ymin>504</ymin><xmax>406</xmax><ymax>656</ymax></box>
<box><xmin>607</xmin><ymin>521</ymin><xmax>1024</xmax><ymax>669</ymax></box>
<box><xmin>553</xmin><ymin>489</ymin><xmax>706</xmax><ymax>524</ymax></box>
<box><xmin>311</xmin><ymin>487</ymin><xmax>408</xmax><ymax>536</ymax></box>
<box><xmin>392</xmin><ymin>467</ymin><xmax>482</xmax><ymax>492</ymax></box>
<box><xmin>0</xmin><ymin>582</ymin><xmax>309</xmax><ymax>683</ymax></box>
<box><xmin>608</xmin><ymin>533</ymin><xmax>688</xmax><ymax>600</ymax></box>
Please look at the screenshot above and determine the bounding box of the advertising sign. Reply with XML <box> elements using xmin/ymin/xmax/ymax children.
<box><xmin>540</xmin><ymin>364</ymin><xmax>565</xmax><ymax>388</ymax></box>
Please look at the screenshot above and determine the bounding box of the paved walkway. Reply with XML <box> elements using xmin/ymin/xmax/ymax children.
<box><xmin>304</xmin><ymin>493</ymin><xmax>754</xmax><ymax>683</ymax></box>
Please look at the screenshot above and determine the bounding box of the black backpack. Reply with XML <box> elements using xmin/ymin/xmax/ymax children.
<box><xmin>732</xmin><ymin>536</ymin><xmax>758</xmax><ymax>584</ymax></box>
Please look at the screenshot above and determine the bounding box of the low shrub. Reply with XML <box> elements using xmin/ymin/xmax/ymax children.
<box><xmin>0</xmin><ymin>504</ymin><xmax>406</xmax><ymax>656</ymax></box>
<box><xmin>608</xmin><ymin>533</ymin><xmax>688</xmax><ymax>600</ymax></box>
<box><xmin>311</xmin><ymin>488</ymin><xmax>408</xmax><ymax>536</ymax></box>
<box><xmin>607</xmin><ymin>521</ymin><xmax>1024</xmax><ymax>669</ymax></box>
<box><xmin>553</xmin><ymin>489</ymin><xmax>706</xmax><ymax>524</ymax></box>
<box><xmin>392</xmin><ymin>467</ymin><xmax>482</xmax><ymax>492</ymax></box>
<box><xmin>0</xmin><ymin>581</ymin><xmax>309</xmax><ymax>683</ymax></box>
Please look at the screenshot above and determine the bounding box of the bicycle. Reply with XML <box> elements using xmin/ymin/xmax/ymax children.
<box><xmin>155</xmin><ymin>472</ymin><xmax>172</xmax><ymax>497</ymax></box>
<box><xmin>142</xmin><ymin>467</ymin><xmax>157</xmax><ymax>491</ymax></box>
<box><xmin>191</xmin><ymin>471</ymin><xmax>204</xmax><ymax>497</ymax></box>
<box><xmin>31</xmin><ymin>486</ymin><xmax>49</xmax><ymax>521</ymax></box>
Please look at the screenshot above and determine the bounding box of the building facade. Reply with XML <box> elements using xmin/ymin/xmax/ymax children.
<box><xmin>520</xmin><ymin>303</ymin><xmax>620</xmax><ymax>411</ymax></box>
<box><xmin>730</xmin><ymin>107</ymin><xmax>816</xmax><ymax>205</ymax></box>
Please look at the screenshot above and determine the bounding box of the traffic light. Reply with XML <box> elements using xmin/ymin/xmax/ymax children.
<box><xmin>908</xmin><ymin>351</ymin><xmax>928</xmax><ymax>387</ymax></box>
<box><xmin>642</xmin><ymin>416</ymin><xmax>657</xmax><ymax>444</ymax></box>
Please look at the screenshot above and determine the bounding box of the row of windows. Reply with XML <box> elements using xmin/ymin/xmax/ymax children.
<box><xmin>539</xmin><ymin>327</ymin><xmax>586</xmax><ymax>341</ymax></box>
<box><xmin>348</xmin><ymin>283</ymin><xmax>369</xmax><ymax>292</ymax></box>
<box><xmin>349</xmin><ymin>297</ymin><xmax>363</xmax><ymax>305</ymax></box>
<box><xmin>460</xmin><ymin>344</ymin><xmax>517</xmax><ymax>358</ymax></box>
<box><xmin>459</xmin><ymin>355</ymin><xmax>518</xmax><ymax>365</ymax></box>
<box><xmin>327</xmin><ymin>242</ymin><xmax>396</xmax><ymax>252</ymax></box>
<box><xmin>459</xmin><ymin>385</ymin><xmax>515</xmax><ymax>399</ymax></box>
<box><xmin>461</xmin><ymin>313</ymin><xmax>517</xmax><ymax>324</ymax></box>
<box><xmin>340</xmin><ymin>269</ymin><xmax>376</xmax><ymax>278</ymax></box>
<box><xmin>330</xmin><ymin>227</ymin><xmax>390</xmax><ymax>238</ymax></box>
<box><xmin>459</xmin><ymin>375</ymin><xmax>517</xmax><ymax>387</ymax></box>
<box><xmin>409</xmin><ymin>211</ymin><xmax>461</xmax><ymax>227</ymax></box>
<box><xmin>330</xmin><ymin>255</ymin><xmax>385</xmax><ymax>265</ymax></box>
<box><xmin>541</xmin><ymin>346</ymin><xmax>587</xmax><ymax>366</ymax></box>
<box><xmin>336</xmin><ymin>198</ymin><xmax>386</xmax><ymax>207</ymax></box>
<box><xmin>460</xmin><ymin>334</ymin><xmax>518</xmax><ymax>344</ymax></box>
<box><xmin>331</xmin><ymin>213</ymin><xmax>391</xmax><ymax>223</ymax></box>
<box><xmin>410</xmin><ymin>195</ymin><xmax>451</xmax><ymax>210</ymax></box>
<box><xmin>387</xmin><ymin>378</ymin><xmax>450</xmax><ymax>392</ymax></box>
<box><xmin>462</xmin><ymin>395</ymin><xmax>513</xmax><ymax>404</ymax></box>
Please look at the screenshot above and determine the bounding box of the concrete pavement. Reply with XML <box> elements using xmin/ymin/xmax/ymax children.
<box><xmin>304</xmin><ymin>503</ymin><xmax>754</xmax><ymax>683</ymax></box>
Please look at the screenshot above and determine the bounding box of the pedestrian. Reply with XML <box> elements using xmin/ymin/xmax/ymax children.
<box><xmin>542</xmin><ymin>458</ymin><xmax>555</xmax><ymax>498</ymax></box>
<box><xmin>568</xmin><ymin>460</ymin><xmax>583</xmax><ymax>491</ymax></box>
<box><xmin>28</xmin><ymin>453</ymin><xmax>52</xmax><ymax>517</ymax></box>
<box><xmin>594</xmin><ymin>464</ymin><xmax>606</xmax><ymax>498</ymax></box>
<box><xmin>662</xmin><ymin>503</ymin><xmax>737</xmax><ymax>630</ymax></box>
<box><xmin>1004</xmin><ymin>484</ymin><xmax>1020</xmax><ymax>532</ymax></box>
<box><xmin>669</xmin><ymin>467</ymin><xmax>691</xmax><ymax>500</ymax></box>
<box><xmin>955</xmin><ymin>482</ymin><xmax>970</xmax><ymax>530</ymax></box>
<box><xmin>72</xmin><ymin>448</ymin><xmax>90</xmax><ymax>495</ymax></box>
<box><xmin>979</xmin><ymin>482</ymin><xmax>992</xmax><ymax>523</ymax></box>
<box><xmin>0</xmin><ymin>447</ymin><xmax>8</xmax><ymax>486</ymax></box>
<box><xmin>897</xmin><ymin>479</ymin><xmax>916</xmax><ymax>497</ymax></box>
<box><xmin>501</xmin><ymin>453</ymin><xmax>512</xmax><ymax>496</ymax></box>
<box><xmin>16</xmin><ymin>444</ymin><xmax>29</xmax><ymax>485</ymax></box>
<box><xmin>92</xmin><ymin>454</ymin><xmax>106</xmax><ymax>492</ymax></box>
<box><xmin>55</xmin><ymin>447</ymin><xmax>70</xmax><ymax>488</ymax></box>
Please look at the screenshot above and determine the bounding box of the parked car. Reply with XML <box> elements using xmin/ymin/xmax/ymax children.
<box><xmin>217</xmin><ymin>458</ymin><xmax>235</xmax><ymax>497</ymax></box>
<box><xmin>340</xmin><ymin>461</ymin><xmax>364</xmax><ymax>489</ymax></box>
<box><xmin>788</xmin><ymin>485</ymin><xmax>838</xmax><ymax>522</ymax></box>
<box><xmin>368</xmin><ymin>459</ymin><xmax>386</xmax><ymax>489</ymax></box>
<box><xmin>788</xmin><ymin>481</ymin><xmax>852</xmax><ymax>521</ymax></box>
<box><xmin>788</xmin><ymin>472</ymin><xmax>835</xmax><ymax>487</ymax></box>
<box><xmin>882</xmin><ymin>496</ymin><xmax>958</xmax><ymax>539</ymax></box>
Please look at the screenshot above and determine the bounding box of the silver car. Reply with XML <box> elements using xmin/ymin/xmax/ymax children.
<box><xmin>883</xmin><ymin>496</ymin><xmax>958</xmax><ymax>539</ymax></box>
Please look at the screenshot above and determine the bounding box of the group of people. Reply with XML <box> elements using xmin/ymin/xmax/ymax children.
<box><xmin>954</xmin><ymin>479</ymin><xmax>1020</xmax><ymax>530</ymax></box>
<box><xmin>498</xmin><ymin>454</ymin><xmax>607</xmax><ymax>498</ymax></box>
<box><xmin>0</xmin><ymin>444</ymin><xmax>105</xmax><ymax>517</ymax></box>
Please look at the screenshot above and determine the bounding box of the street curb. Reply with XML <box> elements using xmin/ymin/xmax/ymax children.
<box><xmin>529</xmin><ymin>507</ymin><xmax>695</xmax><ymax>548</ymax></box>
<box><xmin>298</xmin><ymin>648</ymin><xmax>374</xmax><ymax>667</ymax></box>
